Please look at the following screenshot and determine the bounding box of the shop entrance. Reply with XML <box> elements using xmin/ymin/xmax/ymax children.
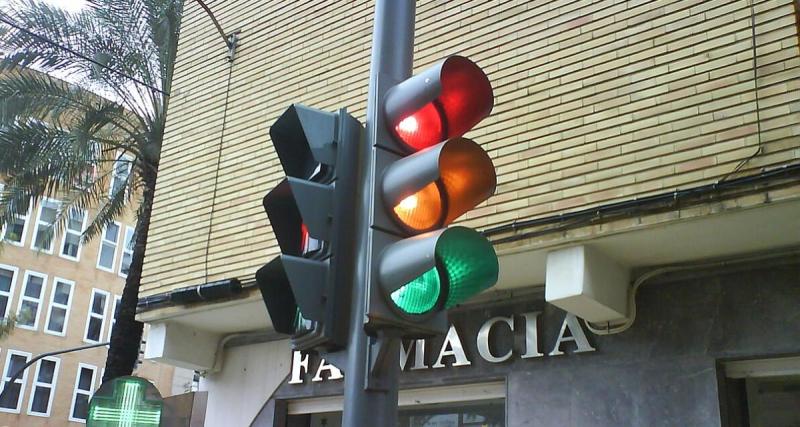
<box><xmin>723</xmin><ymin>356</ymin><xmax>800</xmax><ymax>426</ymax></box>
<box><xmin>284</xmin><ymin>382</ymin><xmax>506</xmax><ymax>427</ymax></box>
<box><xmin>288</xmin><ymin>399</ymin><xmax>505</xmax><ymax>427</ymax></box>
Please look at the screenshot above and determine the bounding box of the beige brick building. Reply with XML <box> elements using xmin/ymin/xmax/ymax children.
<box><xmin>0</xmin><ymin>195</ymin><xmax>177</xmax><ymax>426</ymax></box>
<box><xmin>0</xmin><ymin>68</ymin><xmax>177</xmax><ymax>423</ymax></box>
<box><xmin>138</xmin><ymin>1</ymin><xmax>800</xmax><ymax>426</ymax></box>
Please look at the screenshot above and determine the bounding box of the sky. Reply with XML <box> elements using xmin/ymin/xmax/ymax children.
<box><xmin>0</xmin><ymin>0</ymin><xmax>87</xmax><ymax>13</ymax></box>
<box><xmin>0</xmin><ymin>0</ymin><xmax>140</xmax><ymax>108</ymax></box>
<box><xmin>0</xmin><ymin>0</ymin><xmax>89</xmax><ymax>84</ymax></box>
<box><xmin>39</xmin><ymin>0</ymin><xmax>87</xmax><ymax>12</ymax></box>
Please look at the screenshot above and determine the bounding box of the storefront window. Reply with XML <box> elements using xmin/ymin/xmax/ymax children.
<box><xmin>297</xmin><ymin>399</ymin><xmax>505</xmax><ymax>427</ymax></box>
<box><xmin>723</xmin><ymin>357</ymin><xmax>800</xmax><ymax>426</ymax></box>
<box><xmin>399</xmin><ymin>400</ymin><xmax>504</xmax><ymax>427</ymax></box>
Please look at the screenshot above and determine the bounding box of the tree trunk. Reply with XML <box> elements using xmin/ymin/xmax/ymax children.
<box><xmin>102</xmin><ymin>166</ymin><xmax>157</xmax><ymax>383</ymax></box>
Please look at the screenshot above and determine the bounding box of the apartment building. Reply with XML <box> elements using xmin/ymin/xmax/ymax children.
<box><xmin>0</xmin><ymin>157</ymin><xmax>176</xmax><ymax>424</ymax></box>
<box><xmin>138</xmin><ymin>1</ymin><xmax>800</xmax><ymax>426</ymax></box>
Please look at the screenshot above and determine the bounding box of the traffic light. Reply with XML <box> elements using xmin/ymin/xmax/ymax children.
<box><xmin>256</xmin><ymin>104</ymin><xmax>360</xmax><ymax>351</ymax></box>
<box><xmin>367</xmin><ymin>55</ymin><xmax>499</xmax><ymax>337</ymax></box>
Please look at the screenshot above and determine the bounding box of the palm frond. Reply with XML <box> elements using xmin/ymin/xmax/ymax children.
<box><xmin>0</xmin><ymin>0</ymin><xmax>182</xmax><ymax>382</ymax></box>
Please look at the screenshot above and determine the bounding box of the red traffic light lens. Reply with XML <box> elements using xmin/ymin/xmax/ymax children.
<box><xmin>300</xmin><ymin>223</ymin><xmax>321</xmax><ymax>254</ymax></box>
<box><xmin>300</xmin><ymin>223</ymin><xmax>310</xmax><ymax>252</ymax></box>
<box><xmin>394</xmin><ymin>103</ymin><xmax>444</xmax><ymax>151</ymax></box>
<box><xmin>438</xmin><ymin>56</ymin><xmax>493</xmax><ymax>142</ymax></box>
<box><xmin>389</xmin><ymin>56</ymin><xmax>493</xmax><ymax>152</ymax></box>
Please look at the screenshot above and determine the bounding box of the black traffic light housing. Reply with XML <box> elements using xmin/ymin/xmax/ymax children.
<box><xmin>257</xmin><ymin>104</ymin><xmax>361</xmax><ymax>351</ymax></box>
<box><xmin>365</xmin><ymin>55</ymin><xmax>499</xmax><ymax>339</ymax></box>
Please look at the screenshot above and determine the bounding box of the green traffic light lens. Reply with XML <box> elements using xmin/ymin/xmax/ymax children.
<box><xmin>390</xmin><ymin>267</ymin><xmax>441</xmax><ymax>314</ymax></box>
<box><xmin>437</xmin><ymin>227</ymin><xmax>498</xmax><ymax>308</ymax></box>
<box><xmin>385</xmin><ymin>226</ymin><xmax>498</xmax><ymax>317</ymax></box>
<box><xmin>293</xmin><ymin>308</ymin><xmax>314</xmax><ymax>336</ymax></box>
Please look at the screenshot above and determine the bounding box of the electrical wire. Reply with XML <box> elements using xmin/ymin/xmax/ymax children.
<box><xmin>203</xmin><ymin>60</ymin><xmax>235</xmax><ymax>282</ymax></box>
<box><xmin>585</xmin><ymin>249</ymin><xmax>800</xmax><ymax>335</ymax></box>
<box><xmin>719</xmin><ymin>0</ymin><xmax>763</xmax><ymax>182</ymax></box>
<box><xmin>0</xmin><ymin>14</ymin><xmax>169</xmax><ymax>95</ymax></box>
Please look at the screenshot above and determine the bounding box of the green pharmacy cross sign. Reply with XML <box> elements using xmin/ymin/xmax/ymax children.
<box><xmin>88</xmin><ymin>376</ymin><xmax>163</xmax><ymax>426</ymax></box>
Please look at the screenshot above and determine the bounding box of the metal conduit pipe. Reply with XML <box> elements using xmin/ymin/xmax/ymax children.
<box><xmin>137</xmin><ymin>278</ymin><xmax>243</xmax><ymax>312</ymax></box>
<box><xmin>586</xmin><ymin>248</ymin><xmax>800</xmax><ymax>335</ymax></box>
<box><xmin>481</xmin><ymin>163</ymin><xmax>800</xmax><ymax>244</ymax></box>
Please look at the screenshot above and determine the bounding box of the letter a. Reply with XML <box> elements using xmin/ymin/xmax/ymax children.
<box><xmin>433</xmin><ymin>325</ymin><xmax>472</xmax><ymax>368</ymax></box>
<box><xmin>549</xmin><ymin>313</ymin><xmax>596</xmax><ymax>356</ymax></box>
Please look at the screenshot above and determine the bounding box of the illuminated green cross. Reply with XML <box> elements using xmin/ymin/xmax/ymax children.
<box><xmin>88</xmin><ymin>377</ymin><xmax>162</xmax><ymax>427</ymax></box>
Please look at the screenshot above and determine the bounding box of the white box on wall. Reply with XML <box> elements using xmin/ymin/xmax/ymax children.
<box><xmin>545</xmin><ymin>245</ymin><xmax>630</xmax><ymax>323</ymax></box>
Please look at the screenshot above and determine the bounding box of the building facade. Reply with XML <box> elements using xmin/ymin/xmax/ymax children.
<box><xmin>139</xmin><ymin>0</ymin><xmax>800</xmax><ymax>426</ymax></box>
<box><xmin>0</xmin><ymin>158</ymin><xmax>177</xmax><ymax>424</ymax></box>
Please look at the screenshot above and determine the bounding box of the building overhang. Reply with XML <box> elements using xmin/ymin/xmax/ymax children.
<box><xmin>139</xmin><ymin>190</ymin><xmax>800</xmax><ymax>370</ymax></box>
<box><xmin>495</xmin><ymin>192</ymin><xmax>800</xmax><ymax>290</ymax></box>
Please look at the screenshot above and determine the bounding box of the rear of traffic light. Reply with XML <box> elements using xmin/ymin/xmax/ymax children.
<box><xmin>257</xmin><ymin>104</ymin><xmax>360</xmax><ymax>351</ymax></box>
<box><xmin>368</xmin><ymin>55</ymin><xmax>499</xmax><ymax>336</ymax></box>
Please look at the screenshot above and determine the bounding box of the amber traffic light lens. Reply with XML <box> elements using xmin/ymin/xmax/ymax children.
<box><xmin>392</xmin><ymin>182</ymin><xmax>444</xmax><ymax>232</ymax></box>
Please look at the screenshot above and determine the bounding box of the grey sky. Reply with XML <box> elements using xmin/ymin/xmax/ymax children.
<box><xmin>1</xmin><ymin>0</ymin><xmax>87</xmax><ymax>13</ymax></box>
<box><xmin>42</xmin><ymin>0</ymin><xmax>87</xmax><ymax>12</ymax></box>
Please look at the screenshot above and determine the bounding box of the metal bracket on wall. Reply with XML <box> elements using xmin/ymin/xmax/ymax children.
<box><xmin>366</xmin><ymin>331</ymin><xmax>401</xmax><ymax>391</ymax></box>
<box><xmin>194</xmin><ymin>0</ymin><xmax>239</xmax><ymax>62</ymax></box>
<box><xmin>226</xmin><ymin>33</ymin><xmax>239</xmax><ymax>62</ymax></box>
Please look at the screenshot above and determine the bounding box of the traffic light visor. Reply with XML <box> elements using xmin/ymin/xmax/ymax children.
<box><xmin>383</xmin><ymin>138</ymin><xmax>496</xmax><ymax>233</ymax></box>
<box><xmin>438</xmin><ymin>227</ymin><xmax>498</xmax><ymax>309</ymax></box>
<box><xmin>269</xmin><ymin>104</ymin><xmax>337</xmax><ymax>179</ymax></box>
<box><xmin>385</xmin><ymin>56</ymin><xmax>493</xmax><ymax>152</ymax></box>
<box><xmin>380</xmin><ymin>227</ymin><xmax>499</xmax><ymax>316</ymax></box>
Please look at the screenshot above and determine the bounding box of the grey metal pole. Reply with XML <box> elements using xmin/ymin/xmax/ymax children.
<box><xmin>343</xmin><ymin>0</ymin><xmax>415</xmax><ymax>426</ymax></box>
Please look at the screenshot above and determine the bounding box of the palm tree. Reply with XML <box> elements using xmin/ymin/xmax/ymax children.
<box><xmin>0</xmin><ymin>0</ymin><xmax>181</xmax><ymax>382</ymax></box>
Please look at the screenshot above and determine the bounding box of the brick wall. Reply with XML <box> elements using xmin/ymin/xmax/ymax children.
<box><xmin>141</xmin><ymin>0</ymin><xmax>800</xmax><ymax>295</ymax></box>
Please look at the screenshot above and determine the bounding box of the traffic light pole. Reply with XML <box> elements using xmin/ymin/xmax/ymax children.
<box><xmin>343</xmin><ymin>0</ymin><xmax>415</xmax><ymax>426</ymax></box>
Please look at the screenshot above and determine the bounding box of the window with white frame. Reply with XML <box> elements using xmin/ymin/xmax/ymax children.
<box><xmin>60</xmin><ymin>208</ymin><xmax>87</xmax><ymax>261</ymax></box>
<box><xmin>96</xmin><ymin>222</ymin><xmax>120</xmax><ymax>272</ymax></box>
<box><xmin>84</xmin><ymin>289</ymin><xmax>108</xmax><ymax>343</ymax></box>
<box><xmin>44</xmin><ymin>278</ymin><xmax>74</xmax><ymax>336</ymax></box>
<box><xmin>0</xmin><ymin>350</ymin><xmax>31</xmax><ymax>412</ymax></box>
<box><xmin>108</xmin><ymin>295</ymin><xmax>121</xmax><ymax>341</ymax></box>
<box><xmin>119</xmin><ymin>226</ymin><xmax>135</xmax><ymax>277</ymax></box>
<box><xmin>0</xmin><ymin>264</ymin><xmax>18</xmax><ymax>319</ymax></box>
<box><xmin>31</xmin><ymin>198</ymin><xmax>60</xmax><ymax>253</ymax></box>
<box><xmin>69</xmin><ymin>363</ymin><xmax>96</xmax><ymax>422</ymax></box>
<box><xmin>109</xmin><ymin>153</ymin><xmax>132</xmax><ymax>196</ymax></box>
<box><xmin>16</xmin><ymin>271</ymin><xmax>47</xmax><ymax>330</ymax></box>
<box><xmin>27</xmin><ymin>357</ymin><xmax>59</xmax><ymax>417</ymax></box>
<box><xmin>76</xmin><ymin>141</ymin><xmax>100</xmax><ymax>189</ymax></box>
<box><xmin>0</xmin><ymin>184</ymin><xmax>31</xmax><ymax>247</ymax></box>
